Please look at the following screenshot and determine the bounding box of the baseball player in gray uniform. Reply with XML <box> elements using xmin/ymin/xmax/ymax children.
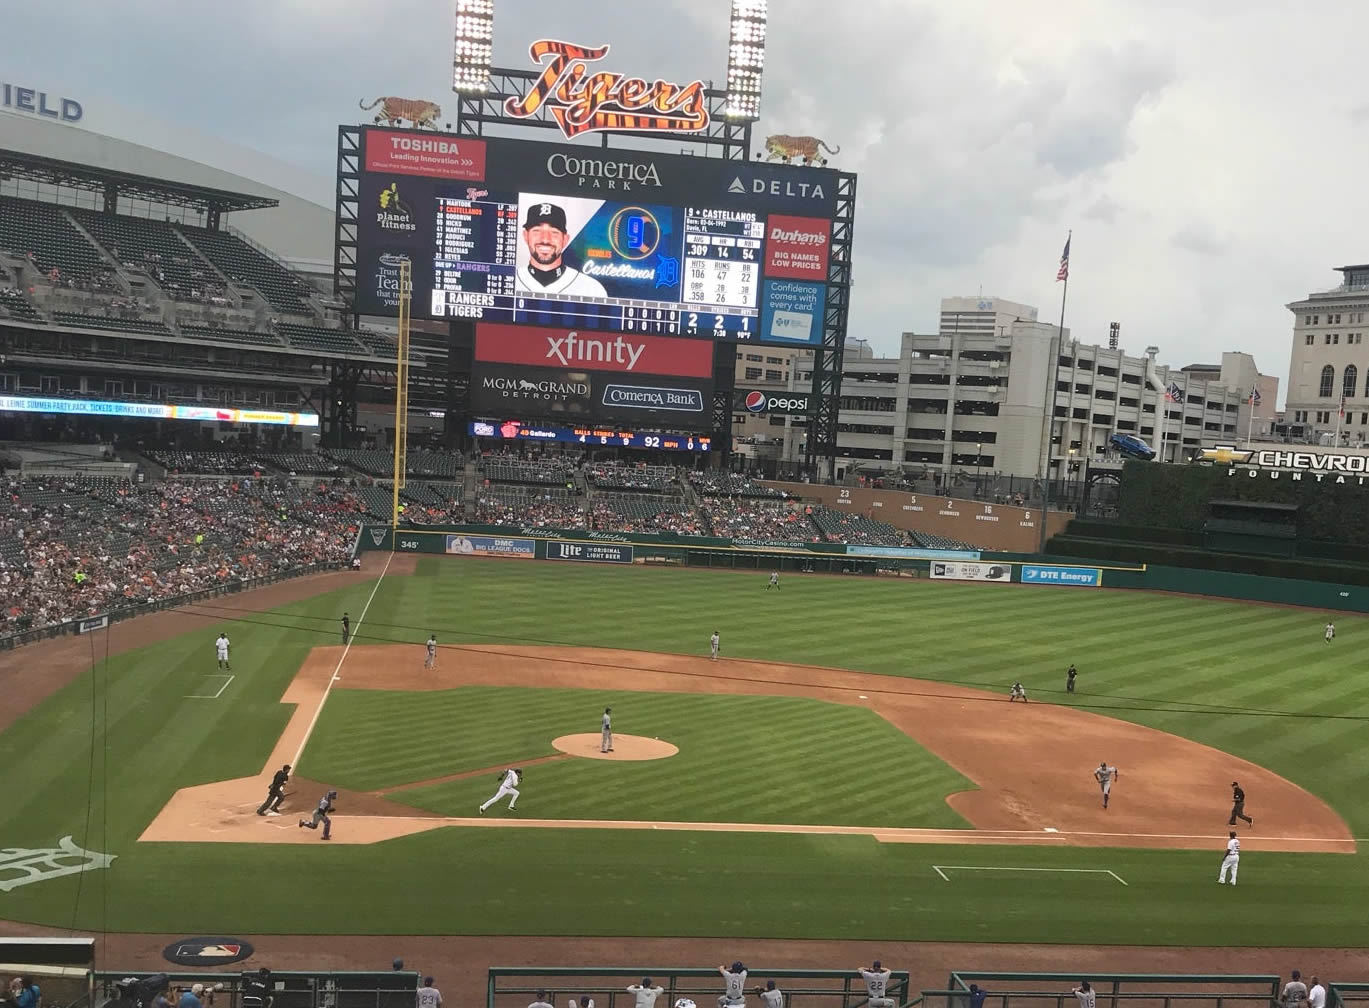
<box><xmin>718</xmin><ymin>964</ymin><xmax>748</xmax><ymax>1008</ymax></box>
<box><xmin>425</xmin><ymin>634</ymin><xmax>437</xmax><ymax>669</ymax></box>
<box><xmin>297</xmin><ymin>790</ymin><xmax>336</xmax><ymax>839</ymax></box>
<box><xmin>710</xmin><ymin>631</ymin><xmax>720</xmax><ymax>660</ymax></box>
<box><xmin>1093</xmin><ymin>762</ymin><xmax>1119</xmax><ymax>809</ymax></box>
<box><xmin>754</xmin><ymin>982</ymin><xmax>782</xmax><ymax>1008</ymax></box>
<box><xmin>528</xmin><ymin>993</ymin><xmax>555</xmax><ymax>1008</ymax></box>
<box><xmin>601</xmin><ymin>707</ymin><xmax>613</xmax><ymax>752</ymax></box>
<box><xmin>479</xmin><ymin>768</ymin><xmax>522</xmax><ymax>814</ymax></box>
<box><xmin>857</xmin><ymin>964</ymin><xmax>894</xmax><ymax>1008</ymax></box>
<box><xmin>626</xmin><ymin>980</ymin><xmax>663</xmax><ymax>1008</ymax></box>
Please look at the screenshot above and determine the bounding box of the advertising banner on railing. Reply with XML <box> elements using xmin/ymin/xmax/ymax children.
<box><xmin>1021</xmin><ymin>564</ymin><xmax>1101</xmax><ymax>587</ymax></box>
<box><xmin>445</xmin><ymin>534</ymin><xmax>536</xmax><ymax>559</ymax></box>
<box><xmin>545</xmin><ymin>540</ymin><xmax>634</xmax><ymax>563</ymax></box>
<box><xmin>929</xmin><ymin>561</ymin><xmax>1013</xmax><ymax>582</ymax></box>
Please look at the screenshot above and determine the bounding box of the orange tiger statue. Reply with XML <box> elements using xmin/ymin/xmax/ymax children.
<box><xmin>761</xmin><ymin>134</ymin><xmax>841</xmax><ymax>166</ymax></box>
<box><xmin>359</xmin><ymin>96</ymin><xmax>443</xmax><ymax>130</ymax></box>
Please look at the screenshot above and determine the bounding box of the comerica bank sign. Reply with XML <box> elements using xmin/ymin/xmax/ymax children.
<box><xmin>1</xmin><ymin>83</ymin><xmax>82</xmax><ymax>122</ymax></box>
<box><xmin>1199</xmin><ymin>445</ymin><xmax>1369</xmax><ymax>484</ymax></box>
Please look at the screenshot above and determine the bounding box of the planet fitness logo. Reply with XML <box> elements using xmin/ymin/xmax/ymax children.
<box><xmin>744</xmin><ymin>390</ymin><xmax>768</xmax><ymax>413</ymax></box>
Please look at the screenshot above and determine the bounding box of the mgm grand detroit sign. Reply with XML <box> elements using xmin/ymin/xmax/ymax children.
<box><xmin>1196</xmin><ymin>445</ymin><xmax>1369</xmax><ymax>484</ymax></box>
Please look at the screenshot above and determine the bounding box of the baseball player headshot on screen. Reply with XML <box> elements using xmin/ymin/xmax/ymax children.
<box><xmin>520</xmin><ymin>202</ymin><xmax>608</xmax><ymax>298</ymax></box>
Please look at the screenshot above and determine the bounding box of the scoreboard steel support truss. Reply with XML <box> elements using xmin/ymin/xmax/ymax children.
<box><xmin>809</xmin><ymin>172</ymin><xmax>856</xmax><ymax>480</ymax></box>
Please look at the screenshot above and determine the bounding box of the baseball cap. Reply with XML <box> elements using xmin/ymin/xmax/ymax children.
<box><xmin>524</xmin><ymin>202</ymin><xmax>568</xmax><ymax>232</ymax></box>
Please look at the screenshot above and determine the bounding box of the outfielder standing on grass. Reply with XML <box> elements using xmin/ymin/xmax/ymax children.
<box><xmin>857</xmin><ymin>963</ymin><xmax>894</xmax><ymax>1008</ymax></box>
<box><xmin>1066</xmin><ymin>663</ymin><xmax>1078</xmax><ymax>693</ymax></box>
<box><xmin>768</xmin><ymin>571</ymin><xmax>779</xmax><ymax>590</ymax></box>
<box><xmin>1093</xmin><ymin>762</ymin><xmax>1119</xmax><ymax>809</ymax></box>
<box><xmin>710</xmin><ymin>630</ymin><xmax>720</xmax><ymax>661</ymax></box>
<box><xmin>215</xmin><ymin>632</ymin><xmax>231</xmax><ymax>671</ymax></box>
<box><xmin>1218</xmin><ymin>831</ymin><xmax>1241</xmax><ymax>884</ymax></box>
<box><xmin>1325</xmin><ymin>621</ymin><xmax>1335</xmax><ymax>643</ymax></box>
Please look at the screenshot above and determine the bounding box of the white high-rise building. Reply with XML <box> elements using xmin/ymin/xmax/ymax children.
<box><xmin>1285</xmin><ymin>265</ymin><xmax>1369</xmax><ymax>443</ymax></box>
<box><xmin>795</xmin><ymin>296</ymin><xmax>1270</xmax><ymax>480</ymax></box>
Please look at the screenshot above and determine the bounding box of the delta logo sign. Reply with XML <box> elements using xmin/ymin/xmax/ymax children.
<box><xmin>505</xmin><ymin>40</ymin><xmax>709</xmax><ymax>139</ymax></box>
<box><xmin>1199</xmin><ymin>444</ymin><xmax>1369</xmax><ymax>484</ymax></box>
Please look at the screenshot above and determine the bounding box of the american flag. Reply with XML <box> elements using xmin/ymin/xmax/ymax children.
<box><xmin>1340</xmin><ymin>394</ymin><xmax>1347</xmax><ymax>418</ymax></box>
<box><xmin>1166</xmin><ymin>382</ymin><xmax>1183</xmax><ymax>403</ymax></box>
<box><xmin>1056</xmin><ymin>236</ymin><xmax>1071</xmax><ymax>282</ymax></box>
<box><xmin>1248</xmin><ymin>387</ymin><xmax>1261</xmax><ymax>405</ymax></box>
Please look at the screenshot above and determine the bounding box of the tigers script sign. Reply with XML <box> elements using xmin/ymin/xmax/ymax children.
<box><xmin>504</xmin><ymin>40</ymin><xmax>709</xmax><ymax>140</ymax></box>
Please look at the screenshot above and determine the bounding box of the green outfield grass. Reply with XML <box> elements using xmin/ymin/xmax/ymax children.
<box><xmin>302</xmin><ymin>687</ymin><xmax>973</xmax><ymax>827</ymax></box>
<box><xmin>3</xmin><ymin>556</ymin><xmax>1369</xmax><ymax>944</ymax></box>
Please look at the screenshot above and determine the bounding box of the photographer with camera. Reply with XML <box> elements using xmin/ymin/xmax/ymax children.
<box><xmin>7</xmin><ymin>976</ymin><xmax>40</xmax><ymax>1008</ymax></box>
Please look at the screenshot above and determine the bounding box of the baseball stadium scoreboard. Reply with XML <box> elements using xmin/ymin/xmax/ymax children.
<box><xmin>355</xmin><ymin>128</ymin><xmax>839</xmax><ymax>346</ymax></box>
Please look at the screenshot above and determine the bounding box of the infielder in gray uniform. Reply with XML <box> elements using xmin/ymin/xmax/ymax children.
<box><xmin>857</xmin><ymin>963</ymin><xmax>894</xmax><ymax>1008</ymax></box>
<box><xmin>601</xmin><ymin>707</ymin><xmax>613</xmax><ymax>752</ymax></box>
<box><xmin>754</xmin><ymin>982</ymin><xmax>782</xmax><ymax>1008</ymax></box>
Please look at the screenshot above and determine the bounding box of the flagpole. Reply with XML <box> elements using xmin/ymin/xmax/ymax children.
<box><xmin>1244</xmin><ymin>392</ymin><xmax>1255</xmax><ymax>450</ymax></box>
<box><xmin>1039</xmin><ymin>230</ymin><xmax>1071</xmax><ymax>553</ymax></box>
<box><xmin>1335</xmin><ymin>396</ymin><xmax>1345</xmax><ymax>445</ymax></box>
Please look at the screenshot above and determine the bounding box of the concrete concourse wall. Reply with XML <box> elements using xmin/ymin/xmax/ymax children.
<box><xmin>761</xmin><ymin>481</ymin><xmax>1071</xmax><ymax>552</ymax></box>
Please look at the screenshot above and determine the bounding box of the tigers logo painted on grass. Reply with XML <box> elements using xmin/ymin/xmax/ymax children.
<box><xmin>163</xmin><ymin>937</ymin><xmax>255</xmax><ymax>966</ymax></box>
<box><xmin>0</xmin><ymin>836</ymin><xmax>115</xmax><ymax>892</ymax></box>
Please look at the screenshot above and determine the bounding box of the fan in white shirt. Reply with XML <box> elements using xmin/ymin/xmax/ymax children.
<box><xmin>627</xmin><ymin>980</ymin><xmax>663</xmax><ymax>1008</ymax></box>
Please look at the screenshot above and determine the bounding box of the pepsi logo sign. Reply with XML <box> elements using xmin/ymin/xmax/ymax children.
<box><xmin>734</xmin><ymin>388</ymin><xmax>813</xmax><ymax>416</ymax></box>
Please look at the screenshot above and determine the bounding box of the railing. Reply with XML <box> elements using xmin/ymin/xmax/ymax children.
<box><xmin>0</xmin><ymin>560</ymin><xmax>347</xmax><ymax>651</ymax></box>
<box><xmin>92</xmin><ymin>970</ymin><xmax>418</xmax><ymax>1008</ymax></box>
<box><xmin>487</xmin><ymin>967</ymin><xmax>912</xmax><ymax>1008</ymax></box>
<box><xmin>920</xmin><ymin>973</ymin><xmax>1283</xmax><ymax>1008</ymax></box>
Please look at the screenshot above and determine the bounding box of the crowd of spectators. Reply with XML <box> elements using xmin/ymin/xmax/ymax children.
<box><xmin>0</xmin><ymin>476</ymin><xmax>361</xmax><ymax>638</ymax></box>
<box><xmin>471</xmin><ymin>488</ymin><xmax>586</xmax><ymax>528</ymax></box>
<box><xmin>689</xmin><ymin>471</ymin><xmax>790</xmax><ymax>499</ymax></box>
<box><xmin>699</xmin><ymin>498</ymin><xmax>815</xmax><ymax>543</ymax></box>
<box><xmin>586</xmin><ymin>463</ymin><xmax>678</xmax><ymax>493</ymax></box>
<box><xmin>590</xmin><ymin>494</ymin><xmax>704</xmax><ymax>535</ymax></box>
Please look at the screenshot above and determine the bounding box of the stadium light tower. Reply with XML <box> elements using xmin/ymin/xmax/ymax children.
<box><xmin>452</xmin><ymin>0</ymin><xmax>494</xmax><ymax>95</ymax></box>
<box><xmin>725</xmin><ymin>0</ymin><xmax>767</xmax><ymax>120</ymax></box>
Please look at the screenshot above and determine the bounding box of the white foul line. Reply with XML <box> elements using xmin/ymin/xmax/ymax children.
<box><xmin>933</xmin><ymin>865</ymin><xmax>1128</xmax><ymax>885</ymax></box>
<box><xmin>185</xmin><ymin>673</ymin><xmax>234</xmax><ymax>699</ymax></box>
<box><xmin>290</xmin><ymin>551</ymin><xmax>394</xmax><ymax>767</ymax></box>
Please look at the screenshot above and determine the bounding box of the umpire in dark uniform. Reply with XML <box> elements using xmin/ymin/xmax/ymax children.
<box><xmin>256</xmin><ymin>764</ymin><xmax>291</xmax><ymax>816</ymax></box>
<box><xmin>1229</xmin><ymin>781</ymin><xmax>1253</xmax><ymax>827</ymax></box>
<box><xmin>341</xmin><ymin>612</ymin><xmax>351</xmax><ymax>644</ymax></box>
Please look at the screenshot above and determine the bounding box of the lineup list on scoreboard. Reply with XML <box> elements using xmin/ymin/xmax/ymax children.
<box><xmin>433</xmin><ymin>195</ymin><xmax>518</xmax><ymax>300</ymax></box>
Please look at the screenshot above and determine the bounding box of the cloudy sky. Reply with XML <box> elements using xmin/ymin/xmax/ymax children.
<box><xmin>8</xmin><ymin>0</ymin><xmax>1368</xmax><ymax>403</ymax></box>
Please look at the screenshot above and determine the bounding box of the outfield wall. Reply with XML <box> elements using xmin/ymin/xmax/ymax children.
<box><xmin>365</xmin><ymin>524</ymin><xmax>1369</xmax><ymax>613</ymax></box>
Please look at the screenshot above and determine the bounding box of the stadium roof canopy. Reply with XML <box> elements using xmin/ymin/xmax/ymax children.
<box><xmin>0</xmin><ymin>148</ymin><xmax>279</xmax><ymax>215</ymax></box>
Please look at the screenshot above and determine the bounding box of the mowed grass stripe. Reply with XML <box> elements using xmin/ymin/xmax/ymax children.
<box><xmin>317</xmin><ymin>687</ymin><xmax>973</xmax><ymax>827</ymax></box>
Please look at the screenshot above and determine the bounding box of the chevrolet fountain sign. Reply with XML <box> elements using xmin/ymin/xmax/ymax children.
<box><xmin>1200</xmin><ymin>444</ymin><xmax>1369</xmax><ymax>483</ymax></box>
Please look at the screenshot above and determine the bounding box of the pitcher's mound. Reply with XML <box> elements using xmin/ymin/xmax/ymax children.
<box><xmin>552</xmin><ymin>733</ymin><xmax>679</xmax><ymax>761</ymax></box>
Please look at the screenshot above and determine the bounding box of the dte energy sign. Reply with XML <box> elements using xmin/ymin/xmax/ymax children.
<box><xmin>1</xmin><ymin>83</ymin><xmax>82</xmax><ymax>122</ymax></box>
<box><xmin>1021</xmin><ymin>565</ymin><xmax>1101</xmax><ymax>587</ymax></box>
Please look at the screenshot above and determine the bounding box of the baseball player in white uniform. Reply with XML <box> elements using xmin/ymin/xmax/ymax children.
<box><xmin>1218</xmin><ymin>831</ymin><xmax>1240</xmax><ymax>884</ymax></box>
<box><xmin>1073</xmin><ymin>984</ymin><xmax>1095</xmax><ymax>1008</ymax></box>
<box><xmin>1009</xmin><ymin>682</ymin><xmax>1027</xmax><ymax>702</ymax></box>
<box><xmin>768</xmin><ymin>572</ymin><xmax>779</xmax><ymax>590</ymax></box>
<box><xmin>1325</xmin><ymin>622</ymin><xmax>1335</xmax><ymax>643</ymax></box>
<box><xmin>601</xmin><ymin>707</ymin><xmax>613</xmax><ymax>752</ymax></box>
<box><xmin>528</xmin><ymin>992</ymin><xmax>555</xmax><ymax>1008</ymax></box>
<box><xmin>857</xmin><ymin>963</ymin><xmax>894</xmax><ymax>1008</ymax></box>
<box><xmin>479</xmin><ymin>768</ymin><xmax>522</xmax><ymax>814</ymax></box>
<box><xmin>215</xmin><ymin>632</ymin><xmax>231</xmax><ymax>670</ymax></box>
<box><xmin>416</xmin><ymin>978</ymin><xmax>442</xmax><ymax>1008</ymax></box>
<box><xmin>517</xmin><ymin>202</ymin><xmax>608</xmax><ymax>298</ymax></box>
<box><xmin>627</xmin><ymin>980</ymin><xmax>663</xmax><ymax>1008</ymax></box>
<box><xmin>718</xmin><ymin>964</ymin><xmax>747</xmax><ymax>1008</ymax></box>
<box><xmin>755</xmin><ymin>983</ymin><xmax>782</xmax><ymax>1008</ymax></box>
<box><xmin>1093</xmin><ymin>762</ymin><xmax>1119</xmax><ymax>809</ymax></box>
<box><xmin>710</xmin><ymin>630</ymin><xmax>720</xmax><ymax>660</ymax></box>
<box><xmin>425</xmin><ymin>634</ymin><xmax>437</xmax><ymax>669</ymax></box>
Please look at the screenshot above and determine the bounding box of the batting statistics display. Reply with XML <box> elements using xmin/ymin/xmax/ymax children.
<box><xmin>355</xmin><ymin>127</ymin><xmax>838</xmax><ymax>346</ymax></box>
